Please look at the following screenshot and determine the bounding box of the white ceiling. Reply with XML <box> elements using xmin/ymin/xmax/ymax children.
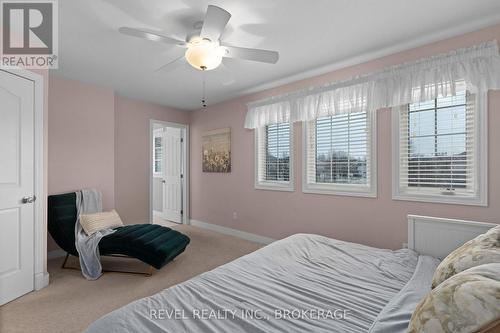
<box><xmin>54</xmin><ymin>0</ymin><xmax>500</xmax><ymax>110</ymax></box>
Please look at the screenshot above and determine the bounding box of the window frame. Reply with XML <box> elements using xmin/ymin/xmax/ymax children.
<box><xmin>254</xmin><ymin>122</ymin><xmax>294</xmax><ymax>192</ymax></box>
<box><xmin>302</xmin><ymin>111</ymin><xmax>377</xmax><ymax>198</ymax></box>
<box><xmin>391</xmin><ymin>92</ymin><xmax>488</xmax><ymax>206</ymax></box>
<box><xmin>152</xmin><ymin>128</ymin><xmax>164</xmax><ymax>178</ymax></box>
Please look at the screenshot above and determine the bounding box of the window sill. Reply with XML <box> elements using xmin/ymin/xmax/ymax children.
<box><xmin>255</xmin><ymin>182</ymin><xmax>294</xmax><ymax>192</ymax></box>
<box><xmin>303</xmin><ymin>184</ymin><xmax>376</xmax><ymax>198</ymax></box>
<box><xmin>392</xmin><ymin>192</ymin><xmax>487</xmax><ymax>207</ymax></box>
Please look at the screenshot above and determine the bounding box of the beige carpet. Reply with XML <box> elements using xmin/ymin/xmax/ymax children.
<box><xmin>0</xmin><ymin>222</ymin><xmax>262</xmax><ymax>333</ymax></box>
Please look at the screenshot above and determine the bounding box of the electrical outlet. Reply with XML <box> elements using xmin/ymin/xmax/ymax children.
<box><xmin>232</xmin><ymin>212</ymin><xmax>238</xmax><ymax>220</ymax></box>
<box><xmin>402</xmin><ymin>242</ymin><xmax>408</xmax><ymax>249</ymax></box>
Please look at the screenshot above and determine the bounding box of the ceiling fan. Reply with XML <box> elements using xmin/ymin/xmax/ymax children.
<box><xmin>119</xmin><ymin>5</ymin><xmax>279</xmax><ymax>72</ymax></box>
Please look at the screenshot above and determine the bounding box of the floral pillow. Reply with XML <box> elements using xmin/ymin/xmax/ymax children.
<box><xmin>431</xmin><ymin>225</ymin><xmax>500</xmax><ymax>288</ymax></box>
<box><xmin>408</xmin><ymin>263</ymin><xmax>500</xmax><ymax>333</ymax></box>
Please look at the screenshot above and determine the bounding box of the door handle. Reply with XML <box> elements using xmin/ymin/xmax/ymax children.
<box><xmin>162</xmin><ymin>180</ymin><xmax>166</xmax><ymax>183</ymax></box>
<box><xmin>21</xmin><ymin>196</ymin><xmax>36</xmax><ymax>204</ymax></box>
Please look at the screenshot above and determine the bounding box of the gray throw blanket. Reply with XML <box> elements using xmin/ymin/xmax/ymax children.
<box><xmin>75</xmin><ymin>189</ymin><xmax>115</xmax><ymax>280</ymax></box>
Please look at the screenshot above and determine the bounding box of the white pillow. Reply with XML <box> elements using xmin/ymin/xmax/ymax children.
<box><xmin>79</xmin><ymin>209</ymin><xmax>124</xmax><ymax>235</ymax></box>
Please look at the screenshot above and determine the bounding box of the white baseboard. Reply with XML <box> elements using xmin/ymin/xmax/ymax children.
<box><xmin>47</xmin><ymin>249</ymin><xmax>66</xmax><ymax>259</ymax></box>
<box><xmin>34</xmin><ymin>272</ymin><xmax>49</xmax><ymax>290</ymax></box>
<box><xmin>189</xmin><ymin>219</ymin><xmax>275</xmax><ymax>245</ymax></box>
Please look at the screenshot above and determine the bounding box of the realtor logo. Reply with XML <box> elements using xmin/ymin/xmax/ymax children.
<box><xmin>1</xmin><ymin>0</ymin><xmax>58</xmax><ymax>68</ymax></box>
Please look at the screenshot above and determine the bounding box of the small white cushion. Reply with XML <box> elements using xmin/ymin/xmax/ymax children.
<box><xmin>80</xmin><ymin>209</ymin><xmax>124</xmax><ymax>235</ymax></box>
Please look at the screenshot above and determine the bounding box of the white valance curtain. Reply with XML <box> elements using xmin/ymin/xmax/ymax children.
<box><xmin>245</xmin><ymin>40</ymin><xmax>500</xmax><ymax>129</ymax></box>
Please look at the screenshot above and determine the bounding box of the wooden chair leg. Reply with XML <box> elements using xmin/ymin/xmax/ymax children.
<box><xmin>61</xmin><ymin>253</ymin><xmax>70</xmax><ymax>269</ymax></box>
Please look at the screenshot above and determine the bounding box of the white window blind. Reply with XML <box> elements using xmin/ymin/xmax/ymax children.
<box><xmin>398</xmin><ymin>91</ymin><xmax>476</xmax><ymax>197</ymax></box>
<box><xmin>304</xmin><ymin>111</ymin><xmax>375</xmax><ymax>196</ymax></box>
<box><xmin>153</xmin><ymin>130</ymin><xmax>163</xmax><ymax>176</ymax></box>
<box><xmin>255</xmin><ymin>123</ymin><xmax>293</xmax><ymax>190</ymax></box>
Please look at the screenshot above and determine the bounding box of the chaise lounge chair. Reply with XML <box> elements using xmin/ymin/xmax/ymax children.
<box><xmin>48</xmin><ymin>192</ymin><xmax>190</xmax><ymax>276</ymax></box>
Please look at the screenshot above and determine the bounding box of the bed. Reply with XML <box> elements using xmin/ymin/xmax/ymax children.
<box><xmin>85</xmin><ymin>215</ymin><xmax>496</xmax><ymax>333</ymax></box>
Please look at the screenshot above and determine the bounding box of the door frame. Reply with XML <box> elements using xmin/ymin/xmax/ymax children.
<box><xmin>1</xmin><ymin>68</ymin><xmax>47</xmax><ymax>291</ymax></box>
<box><xmin>149</xmin><ymin>120</ymin><xmax>189</xmax><ymax>225</ymax></box>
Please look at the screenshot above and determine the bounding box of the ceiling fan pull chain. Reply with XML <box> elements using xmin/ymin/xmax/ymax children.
<box><xmin>201</xmin><ymin>67</ymin><xmax>207</xmax><ymax>108</ymax></box>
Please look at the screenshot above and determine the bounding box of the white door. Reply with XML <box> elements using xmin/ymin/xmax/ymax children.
<box><xmin>0</xmin><ymin>70</ymin><xmax>35</xmax><ymax>305</ymax></box>
<box><xmin>163</xmin><ymin>127</ymin><xmax>182</xmax><ymax>223</ymax></box>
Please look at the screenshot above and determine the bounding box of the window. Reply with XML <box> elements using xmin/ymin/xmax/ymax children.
<box><xmin>393</xmin><ymin>90</ymin><xmax>487</xmax><ymax>205</ymax></box>
<box><xmin>303</xmin><ymin>111</ymin><xmax>376</xmax><ymax>196</ymax></box>
<box><xmin>153</xmin><ymin>129</ymin><xmax>163</xmax><ymax>177</ymax></box>
<box><xmin>255</xmin><ymin>123</ymin><xmax>293</xmax><ymax>191</ymax></box>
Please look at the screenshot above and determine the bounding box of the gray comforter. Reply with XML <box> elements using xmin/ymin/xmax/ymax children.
<box><xmin>86</xmin><ymin>234</ymin><xmax>438</xmax><ymax>333</ymax></box>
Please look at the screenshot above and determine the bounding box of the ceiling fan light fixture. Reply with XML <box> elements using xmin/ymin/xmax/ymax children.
<box><xmin>185</xmin><ymin>37</ymin><xmax>223</xmax><ymax>71</ymax></box>
<box><xmin>119</xmin><ymin>5</ymin><xmax>280</xmax><ymax>76</ymax></box>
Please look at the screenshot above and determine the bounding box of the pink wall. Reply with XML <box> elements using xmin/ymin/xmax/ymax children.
<box><xmin>48</xmin><ymin>76</ymin><xmax>115</xmax><ymax>208</ymax></box>
<box><xmin>114</xmin><ymin>95</ymin><xmax>190</xmax><ymax>225</ymax></box>
<box><xmin>47</xmin><ymin>76</ymin><xmax>115</xmax><ymax>251</ymax></box>
<box><xmin>190</xmin><ymin>24</ymin><xmax>500</xmax><ymax>250</ymax></box>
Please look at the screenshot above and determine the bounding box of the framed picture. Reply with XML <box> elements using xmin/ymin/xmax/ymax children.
<box><xmin>202</xmin><ymin>128</ymin><xmax>231</xmax><ymax>173</ymax></box>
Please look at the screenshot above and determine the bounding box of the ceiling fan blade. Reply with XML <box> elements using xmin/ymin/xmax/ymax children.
<box><xmin>222</xmin><ymin>45</ymin><xmax>279</xmax><ymax>64</ymax></box>
<box><xmin>154</xmin><ymin>55</ymin><xmax>187</xmax><ymax>73</ymax></box>
<box><xmin>119</xmin><ymin>27</ymin><xmax>186</xmax><ymax>46</ymax></box>
<box><xmin>200</xmin><ymin>5</ymin><xmax>231</xmax><ymax>42</ymax></box>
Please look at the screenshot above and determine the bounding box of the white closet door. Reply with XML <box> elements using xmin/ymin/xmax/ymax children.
<box><xmin>163</xmin><ymin>127</ymin><xmax>182</xmax><ymax>223</ymax></box>
<box><xmin>0</xmin><ymin>70</ymin><xmax>35</xmax><ymax>305</ymax></box>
